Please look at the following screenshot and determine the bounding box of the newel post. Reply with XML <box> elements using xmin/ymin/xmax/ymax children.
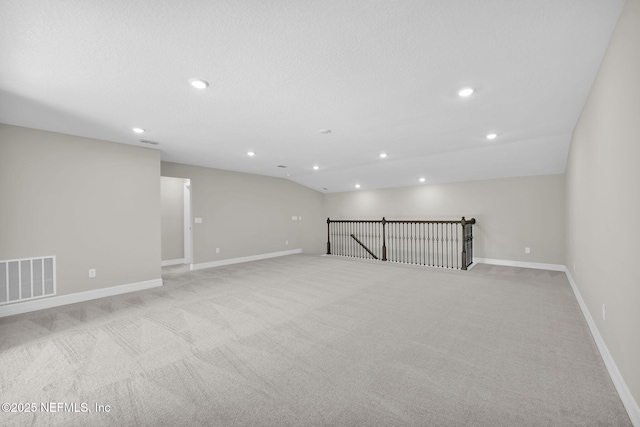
<box><xmin>326</xmin><ymin>218</ymin><xmax>331</xmax><ymax>255</ymax></box>
<box><xmin>381</xmin><ymin>217</ymin><xmax>387</xmax><ymax>261</ymax></box>
<box><xmin>461</xmin><ymin>217</ymin><xmax>467</xmax><ymax>270</ymax></box>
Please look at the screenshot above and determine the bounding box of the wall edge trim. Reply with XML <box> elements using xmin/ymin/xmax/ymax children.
<box><xmin>475</xmin><ymin>258</ymin><xmax>565</xmax><ymax>271</ymax></box>
<box><xmin>0</xmin><ymin>278</ymin><xmax>163</xmax><ymax>318</ymax></box>
<box><xmin>161</xmin><ymin>258</ymin><xmax>187</xmax><ymax>267</ymax></box>
<box><xmin>191</xmin><ymin>249</ymin><xmax>303</xmax><ymax>271</ymax></box>
<box><xmin>565</xmin><ymin>268</ymin><xmax>640</xmax><ymax>426</ymax></box>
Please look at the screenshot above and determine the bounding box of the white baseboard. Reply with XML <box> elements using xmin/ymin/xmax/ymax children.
<box><xmin>191</xmin><ymin>249</ymin><xmax>302</xmax><ymax>271</ymax></box>
<box><xmin>475</xmin><ymin>257</ymin><xmax>565</xmax><ymax>271</ymax></box>
<box><xmin>161</xmin><ymin>258</ymin><xmax>187</xmax><ymax>267</ymax></box>
<box><xmin>0</xmin><ymin>278</ymin><xmax>163</xmax><ymax>318</ymax></box>
<box><xmin>564</xmin><ymin>268</ymin><xmax>640</xmax><ymax>426</ymax></box>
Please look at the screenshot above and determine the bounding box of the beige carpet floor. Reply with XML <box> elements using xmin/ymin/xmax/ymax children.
<box><xmin>0</xmin><ymin>255</ymin><xmax>632</xmax><ymax>426</ymax></box>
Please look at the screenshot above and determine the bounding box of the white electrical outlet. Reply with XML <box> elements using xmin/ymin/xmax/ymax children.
<box><xmin>89</xmin><ymin>269</ymin><xmax>96</xmax><ymax>278</ymax></box>
<box><xmin>299</xmin><ymin>216</ymin><xmax>302</xmax><ymax>221</ymax></box>
<box><xmin>292</xmin><ymin>216</ymin><xmax>298</xmax><ymax>221</ymax></box>
<box><xmin>602</xmin><ymin>304</ymin><xmax>606</xmax><ymax>320</ymax></box>
<box><xmin>573</xmin><ymin>263</ymin><xmax>576</xmax><ymax>272</ymax></box>
<box><xmin>525</xmin><ymin>247</ymin><xmax>531</xmax><ymax>254</ymax></box>
<box><xmin>216</xmin><ymin>248</ymin><xmax>220</xmax><ymax>254</ymax></box>
<box><xmin>285</xmin><ymin>240</ymin><xmax>288</xmax><ymax>245</ymax></box>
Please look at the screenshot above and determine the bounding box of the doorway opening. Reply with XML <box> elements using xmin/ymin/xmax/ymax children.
<box><xmin>160</xmin><ymin>177</ymin><xmax>192</xmax><ymax>268</ymax></box>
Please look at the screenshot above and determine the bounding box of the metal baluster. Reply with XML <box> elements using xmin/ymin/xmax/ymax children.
<box><xmin>420</xmin><ymin>223</ymin><xmax>423</xmax><ymax>265</ymax></box>
<box><xmin>351</xmin><ymin>222</ymin><xmax>354</xmax><ymax>258</ymax></box>
<box><xmin>441</xmin><ymin>223</ymin><xmax>444</xmax><ymax>267</ymax></box>
<box><xmin>440</xmin><ymin>223</ymin><xmax>443</xmax><ymax>267</ymax></box>
<box><xmin>369</xmin><ymin>222</ymin><xmax>372</xmax><ymax>259</ymax></box>
<box><xmin>391</xmin><ymin>223</ymin><xmax>395</xmax><ymax>262</ymax></box>
<box><xmin>376</xmin><ymin>221</ymin><xmax>380</xmax><ymax>260</ymax></box>
<box><xmin>361</xmin><ymin>222</ymin><xmax>364</xmax><ymax>258</ymax></box>
<box><xmin>403</xmin><ymin>222</ymin><xmax>406</xmax><ymax>263</ymax></box>
<box><xmin>405</xmin><ymin>222</ymin><xmax>409</xmax><ymax>263</ymax></box>
<box><xmin>365</xmin><ymin>222</ymin><xmax>368</xmax><ymax>259</ymax></box>
<box><xmin>412</xmin><ymin>222</ymin><xmax>416</xmax><ymax>265</ymax></box>
<box><xmin>389</xmin><ymin>221</ymin><xmax>392</xmax><ymax>262</ymax></box>
<box><xmin>446</xmin><ymin>223</ymin><xmax>450</xmax><ymax>268</ymax></box>
<box><xmin>423</xmin><ymin>223</ymin><xmax>426</xmax><ymax>266</ymax></box>
<box><xmin>344</xmin><ymin>222</ymin><xmax>347</xmax><ymax>257</ymax></box>
<box><xmin>438</xmin><ymin>223</ymin><xmax>442</xmax><ymax>267</ymax></box>
<box><xmin>456</xmin><ymin>222</ymin><xmax>460</xmax><ymax>269</ymax></box>
<box><xmin>451</xmin><ymin>223</ymin><xmax>454</xmax><ymax>269</ymax></box>
<box><xmin>390</xmin><ymin>223</ymin><xmax>394</xmax><ymax>262</ymax></box>
<box><xmin>434</xmin><ymin>223</ymin><xmax>437</xmax><ymax>267</ymax></box>
<box><xmin>434</xmin><ymin>223</ymin><xmax>438</xmax><ymax>267</ymax></box>
<box><xmin>410</xmin><ymin>223</ymin><xmax>413</xmax><ymax>264</ymax></box>
<box><xmin>427</xmin><ymin>223</ymin><xmax>431</xmax><ymax>266</ymax></box>
<box><xmin>356</xmin><ymin>222</ymin><xmax>360</xmax><ymax>258</ymax></box>
<box><xmin>392</xmin><ymin>223</ymin><xmax>395</xmax><ymax>262</ymax></box>
<box><xmin>350</xmin><ymin>222</ymin><xmax>353</xmax><ymax>258</ymax></box>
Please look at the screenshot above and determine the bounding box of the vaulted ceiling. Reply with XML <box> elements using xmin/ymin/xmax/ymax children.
<box><xmin>0</xmin><ymin>0</ymin><xmax>626</xmax><ymax>192</ymax></box>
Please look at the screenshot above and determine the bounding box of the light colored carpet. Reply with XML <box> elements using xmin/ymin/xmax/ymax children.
<box><xmin>0</xmin><ymin>255</ymin><xmax>631</xmax><ymax>426</ymax></box>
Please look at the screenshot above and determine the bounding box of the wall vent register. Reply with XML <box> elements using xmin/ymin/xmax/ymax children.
<box><xmin>0</xmin><ymin>256</ymin><xmax>56</xmax><ymax>305</ymax></box>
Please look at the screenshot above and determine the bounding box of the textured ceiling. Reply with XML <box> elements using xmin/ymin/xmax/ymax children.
<box><xmin>0</xmin><ymin>0</ymin><xmax>625</xmax><ymax>193</ymax></box>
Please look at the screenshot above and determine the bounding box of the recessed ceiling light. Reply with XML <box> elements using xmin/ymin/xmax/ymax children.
<box><xmin>379</xmin><ymin>153</ymin><xmax>387</xmax><ymax>159</ymax></box>
<box><xmin>458</xmin><ymin>87</ymin><xmax>474</xmax><ymax>97</ymax></box>
<box><xmin>247</xmin><ymin>151</ymin><xmax>255</xmax><ymax>156</ymax></box>
<box><xmin>133</xmin><ymin>127</ymin><xmax>145</xmax><ymax>134</ymax></box>
<box><xmin>313</xmin><ymin>165</ymin><xmax>319</xmax><ymax>170</ymax></box>
<box><xmin>318</xmin><ymin>129</ymin><xmax>332</xmax><ymax>134</ymax></box>
<box><xmin>190</xmin><ymin>79</ymin><xmax>209</xmax><ymax>89</ymax></box>
<box><xmin>419</xmin><ymin>177</ymin><xmax>426</xmax><ymax>183</ymax></box>
<box><xmin>486</xmin><ymin>133</ymin><xmax>498</xmax><ymax>140</ymax></box>
<box><xmin>355</xmin><ymin>184</ymin><xmax>361</xmax><ymax>189</ymax></box>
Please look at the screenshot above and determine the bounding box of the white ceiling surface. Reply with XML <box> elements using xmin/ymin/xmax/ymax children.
<box><xmin>0</xmin><ymin>0</ymin><xmax>625</xmax><ymax>193</ymax></box>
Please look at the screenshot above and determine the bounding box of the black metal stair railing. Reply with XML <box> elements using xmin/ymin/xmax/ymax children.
<box><xmin>326</xmin><ymin>217</ymin><xmax>476</xmax><ymax>270</ymax></box>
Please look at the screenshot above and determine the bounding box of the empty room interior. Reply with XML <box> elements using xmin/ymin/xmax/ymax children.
<box><xmin>1</xmin><ymin>0</ymin><xmax>639</xmax><ymax>426</ymax></box>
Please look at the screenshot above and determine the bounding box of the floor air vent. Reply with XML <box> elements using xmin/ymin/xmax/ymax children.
<box><xmin>0</xmin><ymin>256</ymin><xmax>56</xmax><ymax>305</ymax></box>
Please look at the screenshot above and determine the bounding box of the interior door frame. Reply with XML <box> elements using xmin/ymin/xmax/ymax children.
<box><xmin>183</xmin><ymin>180</ymin><xmax>192</xmax><ymax>265</ymax></box>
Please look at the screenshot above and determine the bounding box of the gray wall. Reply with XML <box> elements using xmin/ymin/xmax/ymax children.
<box><xmin>325</xmin><ymin>174</ymin><xmax>565</xmax><ymax>265</ymax></box>
<box><xmin>161</xmin><ymin>162</ymin><xmax>326</xmax><ymax>264</ymax></box>
<box><xmin>0</xmin><ymin>124</ymin><xmax>161</xmax><ymax>296</ymax></box>
<box><xmin>161</xmin><ymin>176</ymin><xmax>186</xmax><ymax>261</ymax></box>
<box><xmin>566</xmin><ymin>0</ymin><xmax>640</xmax><ymax>407</ymax></box>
